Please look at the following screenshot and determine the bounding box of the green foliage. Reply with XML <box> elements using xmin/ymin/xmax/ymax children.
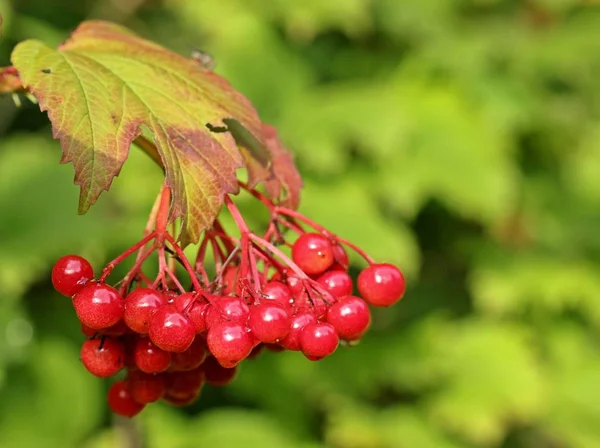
<box><xmin>1</xmin><ymin>1</ymin><xmax>600</xmax><ymax>447</ymax></box>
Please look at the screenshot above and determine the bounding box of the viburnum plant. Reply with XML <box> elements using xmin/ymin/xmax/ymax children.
<box><xmin>0</xmin><ymin>20</ymin><xmax>406</xmax><ymax>417</ymax></box>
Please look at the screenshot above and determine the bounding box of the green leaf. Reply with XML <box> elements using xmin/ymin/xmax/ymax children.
<box><xmin>10</xmin><ymin>20</ymin><xmax>299</xmax><ymax>245</ymax></box>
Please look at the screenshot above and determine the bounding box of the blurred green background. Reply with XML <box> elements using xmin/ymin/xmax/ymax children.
<box><xmin>1</xmin><ymin>0</ymin><xmax>600</xmax><ymax>447</ymax></box>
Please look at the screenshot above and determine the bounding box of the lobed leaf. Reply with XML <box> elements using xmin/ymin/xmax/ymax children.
<box><xmin>10</xmin><ymin>20</ymin><xmax>301</xmax><ymax>244</ymax></box>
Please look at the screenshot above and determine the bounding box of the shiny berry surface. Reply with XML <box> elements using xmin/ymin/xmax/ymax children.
<box><xmin>80</xmin><ymin>338</ymin><xmax>125</xmax><ymax>378</ymax></box>
<box><xmin>73</xmin><ymin>283</ymin><xmax>124</xmax><ymax>330</ymax></box>
<box><xmin>292</xmin><ymin>233</ymin><xmax>335</xmax><ymax>275</ymax></box>
<box><xmin>299</xmin><ymin>322</ymin><xmax>339</xmax><ymax>360</ymax></box>
<box><xmin>357</xmin><ymin>263</ymin><xmax>406</xmax><ymax>307</ymax></box>
<box><xmin>52</xmin><ymin>255</ymin><xmax>94</xmax><ymax>297</ymax></box>
<box><xmin>149</xmin><ymin>306</ymin><xmax>196</xmax><ymax>353</ymax></box>
<box><xmin>207</xmin><ymin>322</ymin><xmax>254</xmax><ymax>368</ymax></box>
<box><xmin>124</xmin><ymin>288</ymin><xmax>168</xmax><ymax>334</ymax></box>
<box><xmin>134</xmin><ymin>337</ymin><xmax>171</xmax><ymax>373</ymax></box>
<box><xmin>247</xmin><ymin>302</ymin><xmax>290</xmax><ymax>343</ymax></box>
<box><xmin>317</xmin><ymin>270</ymin><xmax>353</xmax><ymax>298</ymax></box>
<box><xmin>326</xmin><ymin>296</ymin><xmax>371</xmax><ymax>341</ymax></box>
<box><xmin>280</xmin><ymin>312</ymin><xmax>317</xmax><ymax>351</ymax></box>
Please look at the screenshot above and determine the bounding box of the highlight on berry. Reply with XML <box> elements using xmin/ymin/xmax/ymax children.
<box><xmin>51</xmin><ymin>183</ymin><xmax>406</xmax><ymax>418</ymax></box>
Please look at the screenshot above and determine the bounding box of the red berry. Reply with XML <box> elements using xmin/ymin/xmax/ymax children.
<box><xmin>101</xmin><ymin>319</ymin><xmax>129</xmax><ymax>337</ymax></box>
<box><xmin>80</xmin><ymin>338</ymin><xmax>125</xmax><ymax>378</ymax></box>
<box><xmin>207</xmin><ymin>322</ymin><xmax>253</xmax><ymax>368</ymax></box>
<box><xmin>299</xmin><ymin>322</ymin><xmax>339</xmax><ymax>360</ymax></box>
<box><xmin>73</xmin><ymin>283</ymin><xmax>124</xmax><ymax>330</ymax></box>
<box><xmin>80</xmin><ymin>323</ymin><xmax>97</xmax><ymax>337</ymax></box>
<box><xmin>357</xmin><ymin>263</ymin><xmax>406</xmax><ymax>307</ymax></box>
<box><xmin>173</xmin><ymin>293</ymin><xmax>210</xmax><ymax>334</ymax></box>
<box><xmin>292</xmin><ymin>233</ymin><xmax>335</xmax><ymax>275</ymax></box>
<box><xmin>202</xmin><ymin>356</ymin><xmax>238</xmax><ymax>386</ymax></box>
<box><xmin>149</xmin><ymin>306</ymin><xmax>196</xmax><ymax>352</ymax></box>
<box><xmin>317</xmin><ymin>270</ymin><xmax>353</xmax><ymax>298</ymax></box>
<box><xmin>170</xmin><ymin>337</ymin><xmax>208</xmax><ymax>371</ymax></box>
<box><xmin>279</xmin><ymin>312</ymin><xmax>317</xmax><ymax>351</ymax></box>
<box><xmin>128</xmin><ymin>371</ymin><xmax>166</xmax><ymax>404</ymax></box>
<box><xmin>51</xmin><ymin>255</ymin><xmax>94</xmax><ymax>297</ymax></box>
<box><xmin>124</xmin><ymin>288</ymin><xmax>168</xmax><ymax>334</ymax></box>
<box><xmin>331</xmin><ymin>244</ymin><xmax>350</xmax><ymax>271</ymax></box>
<box><xmin>247</xmin><ymin>302</ymin><xmax>290</xmax><ymax>343</ymax></box>
<box><xmin>165</xmin><ymin>367</ymin><xmax>204</xmax><ymax>399</ymax></box>
<box><xmin>286</xmin><ymin>275</ymin><xmax>305</xmax><ymax>298</ymax></box>
<box><xmin>261</xmin><ymin>281</ymin><xmax>293</xmax><ymax>310</ymax></box>
<box><xmin>205</xmin><ymin>297</ymin><xmax>249</xmax><ymax>329</ymax></box>
<box><xmin>134</xmin><ymin>337</ymin><xmax>171</xmax><ymax>373</ymax></box>
<box><xmin>187</xmin><ymin>301</ymin><xmax>210</xmax><ymax>333</ymax></box>
<box><xmin>326</xmin><ymin>296</ymin><xmax>371</xmax><ymax>341</ymax></box>
<box><xmin>221</xmin><ymin>265</ymin><xmax>239</xmax><ymax>295</ymax></box>
<box><xmin>163</xmin><ymin>392</ymin><xmax>199</xmax><ymax>407</ymax></box>
<box><xmin>108</xmin><ymin>380</ymin><xmax>145</xmax><ymax>417</ymax></box>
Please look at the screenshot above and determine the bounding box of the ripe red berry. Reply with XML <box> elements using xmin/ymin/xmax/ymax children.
<box><xmin>51</xmin><ymin>255</ymin><xmax>94</xmax><ymax>297</ymax></box>
<box><xmin>279</xmin><ymin>312</ymin><xmax>317</xmax><ymax>351</ymax></box>
<box><xmin>187</xmin><ymin>300</ymin><xmax>210</xmax><ymax>333</ymax></box>
<box><xmin>101</xmin><ymin>319</ymin><xmax>129</xmax><ymax>337</ymax></box>
<box><xmin>326</xmin><ymin>296</ymin><xmax>371</xmax><ymax>341</ymax></box>
<box><xmin>247</xmin><ymin>302</ymin><xmax>290</xmax><ymax>343</ymax></box>
<box><xmin>163</xmin><ymin>392</ymin><xmax>199</xmax><ymax>407</ymax></box>
<box><xmin>292</xmin><ymin>233</ymin><xmax>335</xmax><ymax>275</ymax></box>
<box><xmin>221</xmin><ymin>265</ymin><xmax>239</xmax><ymax>295</ymax></box>
<box><xmin>170</xmin><ymin>337</ymin><xmax>208</xmax><ymax>371</ymax></box>
<box><xmin>202</xmin><ymin>356</ymin><xmax>238</xmax><ymax>386</ymax></box>
<box><xmin>128</xmin><ymin>371</ymin><xmax>166</xmax><ymax>404</ymax></box>
<box><xmin>149</xmin><ymin>305</ymin><xmax>196</xmax><ymax>352</ymax></box>
<box><xmin>317</xmin><ymin>270</ymin><xmax>353</xmax><ymax>298</ymax></box>
<box><xmin>107</xmin><ymin>380</ymin><xmax>145</xmax><ymax>417</ymax></box>
<box><xmin>204</xmin><ymin>297</ymin><xmax>249</xmax><ymax>329</ymax></box>
<box><xmin>261</xmin><ymin>281</ymin><xmax>293</xmax><ymax>310</ymax></box>
<box><xmin>73</xmin><ymin>283</ymin><xmax>124</xmax><ymax>330</ymax></box>
<box><xmin>80</xmin><ymin>338</ymin><xmax>125</xmax><ymax>378</ymax></box>
<box><xmin>357</xmin><ymin>263</ymin><xmax>406</xmax><ymax>307</ymax></box>
<box><xmin>165</xmin><ymin>367</ymin><xmax>204</xmax><ymax>399</ymax></box>
<box><xmin>331</xmin><ymin>244</ymin><xmax>350</xmax><ymax>271</ymax></box>
<box><xmin>124</xmin><ymin>288</ymin><xmax>168</xmax><ymax>334</ymax></box>
<box><xmin>80</xmin><ymin>323</ymin><xmax>97</xmax><ymax>337</ymax></box>
<box><xmin>299</xmin><ymin>322</ymin><xmax>339</xmax><ymax>360</ymax></box>
<box><xmin>173</xmin><ymin>293</ymin><xmax>210</xmax><ymax>334</ymax></box>
<box><xmin>207</xmin><ymin>322</ymin><xmax>254</xmax><ymax>368</ymax></box>
<box><xmin>134</xmin><ymin>337</ymin><xmax>171</xmax><ymax>373</ymax></box>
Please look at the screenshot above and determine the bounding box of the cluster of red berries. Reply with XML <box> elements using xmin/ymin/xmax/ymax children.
<box><xmin>50</xmin><ymin>192</ymin><xmax>405</xmax><ymax>418</ymax></box>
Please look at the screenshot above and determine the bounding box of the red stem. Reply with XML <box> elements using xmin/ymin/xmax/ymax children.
<box><xmin>248</xmin><ymin>233</ymin><xmax>308</xmax><ymax>280</ymax></box>
<box><xmin>164</xmin><ymin>233</ymin><xmax>203</xmax><ymax>291</ymax></box>
<box><xmin>100</xmin><ymin>231</ymin><xmax>157</xmax><ymax>282</ymax></box>
<box><xmin>276</xmin><ymin>207</ymin><xmax>375</xmax><ymax>264</ymax></box>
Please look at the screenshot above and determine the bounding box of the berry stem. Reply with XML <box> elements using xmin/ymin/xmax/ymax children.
<box><xmin>155</xmin><ymin>184</ymin><xmax>171</xmax><ymax>241</ymax></box>
<box><xmin>100</xmin><ymin>231</ymin><xmax>157</xmax><ymax>282</ymax></box>
<box><xmin>247</xmin><ymin>233</ymin><xmax>308</xmax><ymax>280</ymax></box>
<box><xmin>164</xmin><ymin>233</ymin><xmax>203</xmax><ymax>291</ymax></box>
<box><xmin>117</xmin><ymin>245</ymin><xmax>155</xmax><ymax>296</ymax></box>
<box><xmin>224</xmin><ymin>195</ymin><xmax>250</xmax><ymax>233</ymax></box>
<box><xmin>275</xmin><ymin>208</ymin><xmax>375</xmax><ymax>264</ymax></box>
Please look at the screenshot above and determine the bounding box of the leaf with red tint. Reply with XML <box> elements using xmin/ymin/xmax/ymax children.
<box><xmin>9</xmin><ymin>20</ymin><xmax>302</xmax><ymax>244</ymax></box>
<box><xmin>262</xmin><ymin>124</ymin><xmax>302</xmax><ymax>209</ymax></box>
